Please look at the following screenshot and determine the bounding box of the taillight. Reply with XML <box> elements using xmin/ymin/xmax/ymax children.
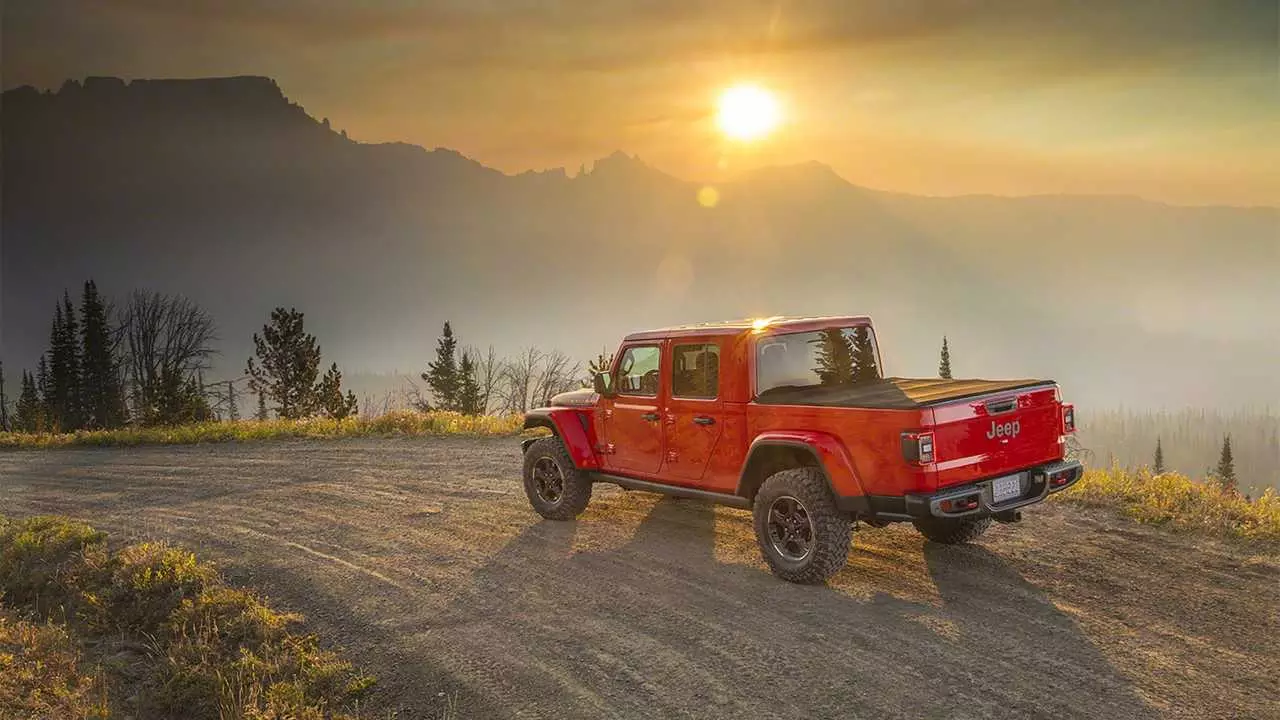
<box><xmin>1062</xmin><ymin>404</ymin><xmax>1076</xmax><ymax>434</ymax></box>
<box><xmin>901</xmin><ymin>431</ymin><xmax>936</xmax><ymax>465</ymax></box>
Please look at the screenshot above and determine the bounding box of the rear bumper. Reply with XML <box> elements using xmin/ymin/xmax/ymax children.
<box><xmin>908</xmin><ymin>460</ymin><xmax>1083</xmax><ymax>519</ymax></box>
<box><xmin>864</xmin><ymin>460</ymin><xmax>1083</xmax><ymax>521</ymax></box>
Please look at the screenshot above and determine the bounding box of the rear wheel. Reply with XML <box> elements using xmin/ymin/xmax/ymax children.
<box><xmin>752</xmin><ymin>468</ymin><xmax>850</xmax><ymax>584</ymax></box>
<box><xmin>522</xmin><ymin>436</ymin><xmax>592</xmax><ymax>520</ymax></box>
<box><xmin>912</xmin><ymin>516</ymin><xmax>992</xmax><ymax>544</ymax></box>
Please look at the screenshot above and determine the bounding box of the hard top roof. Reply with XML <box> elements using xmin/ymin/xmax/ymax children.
<box><xmin>623</xmin><ymin>315</ymin><xmax>872</xmax><ymax>342</ymax></box>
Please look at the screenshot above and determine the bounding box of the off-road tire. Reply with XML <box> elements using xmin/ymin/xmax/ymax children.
<box><xmin>522</xmin><ymin>436</ymin><xmax>593</xmax><ymax>520</ymax></box>
<box><xmin>752</xmin><ymin>467</ymin><xmax>851</xmax><ymax>584</ymax></box>
<box><xmin>912</xmin><ymin>516</ymin><xmax>992</xmax><ymax>544</ymax></box>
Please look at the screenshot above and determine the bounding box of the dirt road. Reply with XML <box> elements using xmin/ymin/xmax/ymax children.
<box><xmin>1</xmin><ymin>437</ymin><xmax>1276</xmax><ymax>719</ymax></box>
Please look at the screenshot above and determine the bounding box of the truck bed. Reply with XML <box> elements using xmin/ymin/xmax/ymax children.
<box><xmin>754</xmin><ymin>377</ymin><xmax>1052</xmax><ymax>410</ymax></box>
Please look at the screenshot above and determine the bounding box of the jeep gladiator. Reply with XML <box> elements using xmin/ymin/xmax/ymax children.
<box><xmin>520</xmin><ymin>316</ymin><xmax>1081</xmax><ymax>583</ymax></box>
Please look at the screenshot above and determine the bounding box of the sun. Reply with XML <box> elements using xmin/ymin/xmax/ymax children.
<box><xmin>716</xmin><ymin>84</ymin><xmax>781</xmax><ymax>141</ymax></box>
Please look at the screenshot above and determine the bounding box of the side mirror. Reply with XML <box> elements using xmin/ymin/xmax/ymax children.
<box><xmin>592</xmin><ymin>371</ymin><xmax>615</xmax><ymax>397</ymax></box>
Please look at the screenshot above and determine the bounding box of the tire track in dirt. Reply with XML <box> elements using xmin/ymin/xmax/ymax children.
<box><xmin>1</xmin><ymin>437</ymin><xmax>1277</xmax><ymax>720</ymax></box>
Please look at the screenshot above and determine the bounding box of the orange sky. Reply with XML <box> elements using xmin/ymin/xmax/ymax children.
<box><xmin>6</xmin><ymin>1</ymin><xmax>1278</xmax><ymax>206</ymax></box>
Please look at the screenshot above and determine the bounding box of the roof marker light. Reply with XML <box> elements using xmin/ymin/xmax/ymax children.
<box><xmin>750</xmin><ymin>316</ymin><xmax>783</xmax><ymax>333</ymax></box>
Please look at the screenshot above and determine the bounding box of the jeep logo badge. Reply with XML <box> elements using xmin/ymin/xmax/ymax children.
<box><xmin>986</xmin><ymin>419</ymin><xmax>1020</xmax><ymax>440</ymax></box>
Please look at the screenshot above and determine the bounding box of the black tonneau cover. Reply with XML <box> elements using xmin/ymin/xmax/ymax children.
<box><xmin>754</xmin><ymin>377</ymin><xmax>1052</xmax><ymax>410</ymax></box>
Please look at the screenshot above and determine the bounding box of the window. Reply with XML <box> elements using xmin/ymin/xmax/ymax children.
<box><xmin>616</xmin><ymin>345</ymin><xmax>661</xmax><ymax>396</ymax></box>
<box><xmin>672</xmin><ymin>343</ymin><xmax>720</xmax><ymax>399</ymax></box>
<box><xmin>756</xmin><ymin>326</ymin><xmax>882</xmax><ymax>396</ymax></box>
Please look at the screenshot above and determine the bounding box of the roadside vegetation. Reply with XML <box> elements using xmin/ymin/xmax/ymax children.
<box><xmin>0</xmin><ymin>281</ymin><xmax>585</xmax><ymax>438</ymax></box>
<box><xmin>1078</xmin><ymin>407</ymin><xmax>1279</xmax><ymax>500</ymax></box>
<box><xmin>1053</xmin><ymin>466</ymin><xmax>1280</xmax><ymax>546</ymax></box>
<box><xmin>0</xmin><ymin>409</ymin><xmax>529</xmax><ymax>450</ymax></box>
<box><xmin>0</xmin><ymin>515</ymin><xmax>375</xmax><ymax>719</ymax></box>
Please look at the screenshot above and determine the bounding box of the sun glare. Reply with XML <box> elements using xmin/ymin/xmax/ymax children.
<box><xmin>717</xmin><ymin>84</ymin><xmax>781</xmax><ymax>141</ymax></box>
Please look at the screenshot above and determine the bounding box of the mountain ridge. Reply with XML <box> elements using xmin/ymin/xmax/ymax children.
<box><xmin>7</xmin><ymin>75</ymin><xmax>1273</xmax><ymax>210</ymax></box>
<box><xmin>2</xmin><ymin>75</ymin><xmax>1277</xmax><ymax>409</ymax></box>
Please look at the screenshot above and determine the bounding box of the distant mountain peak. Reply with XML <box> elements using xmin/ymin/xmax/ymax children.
<box><xmin>740</xmin><ymin>160</ymin><xmax>847</xmax><ymax>186</ymax></box>
<box><xmin>22</xmin><ymin>74</ymin><xmax>285</xmax><ymax>100</ymax></box>
<box><xmin>583</xmin><ymin>150</ymin><xmax>677</xmax><ymax>184</ymax></box>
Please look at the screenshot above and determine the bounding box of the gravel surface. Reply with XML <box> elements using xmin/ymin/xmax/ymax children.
<box><xmin>2</xmin><ymin>436</ymin><xmax>1277</xmax><ymax>719</ymax></box>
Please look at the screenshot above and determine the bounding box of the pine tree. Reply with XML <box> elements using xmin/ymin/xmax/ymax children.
<box><xmin>256</xmin><ymin>391</ymin><xmax>269</xmax><ymax>421</ymax></box>
<box><xmin>59</xmin><ymin>292</ymin><xmax>84</xmax><ymax>430</ymax></box>
<box><xmin>0</xmin><ymin>360</ymin><xmax>8</xmax><ymax>432</ymax></box>
<box><xmin>811</xmin><ymin>328</ymin><xmax>856</xmax><ymax>385</ymax></box>
<box><xmin>850</xmin><ymin>326</ymin><xmax>880</xmax><ymax>382</ymax></box>
<box><xmin>15</xmin><ymin>371</ymin><xmax>44</xmax><ymax>432</ymax></box>
<box><xmin>46</xmin><ymin>305</ymin><xmax>66</xmax><ymax>430</ymax></box>
<box><xmin>939</xmin><ymin>336</ymin><xmax>952</xmax><ymax>379</ymax></box>
<box><xmin>43</xmin><ymin>296</ymin><xmax>87</xmax><ymax>431</ymax></box>
<box><xmin>424</xmin><ymin>322</ymin><xmax>460</xmax><ymax>411</ymax></box>
<box><xmin>315</xmin><ymin>363</ymin><xmax>358</xmax><ymax>420</ymax></box>
<box><xmin>246</xmin><ymin>308</ymin><xmax>322</xmax><ymax>419</ymax></box>
<box><xmin>79</xmin><ymin>280</ymin><xmax>123</xmax><ymax>429</ymax></box>
<box><xmin>587</xmin><ymin>351</ymin><xmax>614</xmax><ymax>375</ymax></box>
<box><xmin>1153</xmin><ymin>437</ymin><xmax>1165</xmax><ymax>474</ymax></box>
<box><xmin>36</xmin><ymin>356</ymin><xmax>51</xmax><ymax>424</ymax></box>
<box><xmin>1215</xmin><ymin>435</ymin><xmax>1236</xmax><ymax>493</ymax></box>
<box><xmin>457</xmin><ymin>351</ymin><xmax>483</xmax><ymax>415</ymax></box>
<box><xmin>585</xmin><ymin>350</ymin><xmax>615</xmax><ymax>387</ymax></box>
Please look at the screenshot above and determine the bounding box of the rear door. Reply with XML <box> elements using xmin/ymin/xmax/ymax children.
<box><xmin>928</xmin><ymin>385</ymin><xmax>1063</xmax><ymax>490</ymax></box>
<box><xmin>662</xmin><ymin>339</ymin><xmax>724</xmax><ymax>485</ymax></box>
<box><xmin>602</xmin><ymin>343</ymin><xmax>665</xmax><ymax>475</ymax></box>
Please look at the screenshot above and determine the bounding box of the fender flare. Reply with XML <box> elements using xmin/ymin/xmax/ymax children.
<box><xmin>736</xmin><ymin>431</ymin><xmax>868</xmax><ymax>500</ymax></box>
<box><xmin>522</xmin><ymin>408</ymin><xmax>601</xmax><ymax>470</ymax></box>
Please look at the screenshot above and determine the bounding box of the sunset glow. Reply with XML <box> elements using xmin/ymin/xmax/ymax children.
<box><xmin>717</xmin><ymin>84</ymin><xmax>781</xmax><ymax>141</ymax></box>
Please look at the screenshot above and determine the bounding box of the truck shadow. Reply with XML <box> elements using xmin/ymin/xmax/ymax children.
<box><xmin>409</xmin><ymin>495</ymin><xmax>1158</xmax><ymax>719</ymax></box>
<box><xmin>193</xmin><ymin>492</ymin><xmax>1156</xmax><ymax>720</ymax></box>
<box><xmin>916</xmin><ymin>540</ymin><xmax>1155</xmax><ymax>719</ymax></box>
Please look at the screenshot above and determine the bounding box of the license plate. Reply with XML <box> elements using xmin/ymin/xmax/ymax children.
<box><xmin>992</xmin><ymin>474</ymin><xmax>1023</xmax><ymax>503</ymax></box>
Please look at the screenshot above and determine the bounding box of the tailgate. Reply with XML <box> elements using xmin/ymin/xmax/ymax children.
<box><xmin>928</xmin><ymin>384</ymin><xmax>1064</xmax><ymax>490</ymax></box>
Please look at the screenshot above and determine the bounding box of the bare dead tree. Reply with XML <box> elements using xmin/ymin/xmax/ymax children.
<box><xmin>533</xmin><ymin>349</ymin><xmax>581</xmax><ymax>407</ymax></box>
<box><xmin>464</xmin><ymin>344</ymin><xmax>501</xmax><ymax>415</ymax></box>
<box><xmin>120</xmin><ymin>290</ymin><xmax>217</xmax><ymax>424</ymax></box>
<box><xmin>498</xmin><ymin>346</ymin><xmax>542</xmax><ymax>414</ymax></box>
<box><xmin>405</xmin><ymin>376</ymin><xmax>431</xmax><ymax>412</ymax></box>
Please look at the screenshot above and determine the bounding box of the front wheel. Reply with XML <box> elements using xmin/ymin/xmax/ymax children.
<box><xmin>912</xmin><ymin>516</ymin><xmax>992</xmax><ymax>544</ymax></box>
<box><xmin>522</xmin><ymin>436</ymin><xmax>592</xmax><ymax>520</ymax></box>
<box><xmin>752</xmin><ymin>468</ymin><xmax>851</xmax><ymax>584</ymax></box>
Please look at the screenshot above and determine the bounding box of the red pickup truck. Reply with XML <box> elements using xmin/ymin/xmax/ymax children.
<box><xmin>521</xmin><ymin>316</ymin><xmax>1081</xmax><ymax>583</ymax></box>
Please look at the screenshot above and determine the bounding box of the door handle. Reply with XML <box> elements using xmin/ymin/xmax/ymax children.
<box><xmin>693</xmin><ymin>416</ymin><xmax>716</xmax><ymax>426</ymax></box>
<box><xmin>641</xmin><ymin>412</ymin><xmax>660</xmax><ymax>422</ymax></box>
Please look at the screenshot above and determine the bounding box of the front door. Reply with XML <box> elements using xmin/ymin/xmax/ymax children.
<box><xmin>603</xmin><ymin>343</ymin><xmax>664</xmax><ymax>475</ymax></box>
<box><xmin>663</xmin><ymin>340</ymin><xmax>724</xmax><ymax>485</ymax></box>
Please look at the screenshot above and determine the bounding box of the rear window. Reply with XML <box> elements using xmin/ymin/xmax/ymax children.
<box><xmin>756</xmin><ymin>327</ymin><xmax>882</xmax><ymax>396</ymax></box>
<box><xmin>672</xmin><ymin>343</ymin><xmax>720</xmax><ymax>399</ymax></box>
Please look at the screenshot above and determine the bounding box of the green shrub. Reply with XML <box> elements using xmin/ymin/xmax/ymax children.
<box><xmin>0</xmin><ymin>516</ymin><xmax>106</xmax><ymax>617</ymax></box>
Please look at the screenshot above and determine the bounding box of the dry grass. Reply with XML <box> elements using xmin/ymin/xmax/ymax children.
<box><xmin>0</xmin><ymin>610</ymin><xmax>109</xmax><ymax>719</ymax></box>
<box><xmin>0</xmin><ymin>410</ymin><xmax>528</xmax><ymax>450</ymax></box>
<box><xmin>0</xmin><ymin>515</ymin><xmax>374</xmax><ymax>719</ymax></box>
<box><xmin>1052</xmin><ymin>467</ymin><xmax>1280</xmax><ymax>546</ymax></box>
